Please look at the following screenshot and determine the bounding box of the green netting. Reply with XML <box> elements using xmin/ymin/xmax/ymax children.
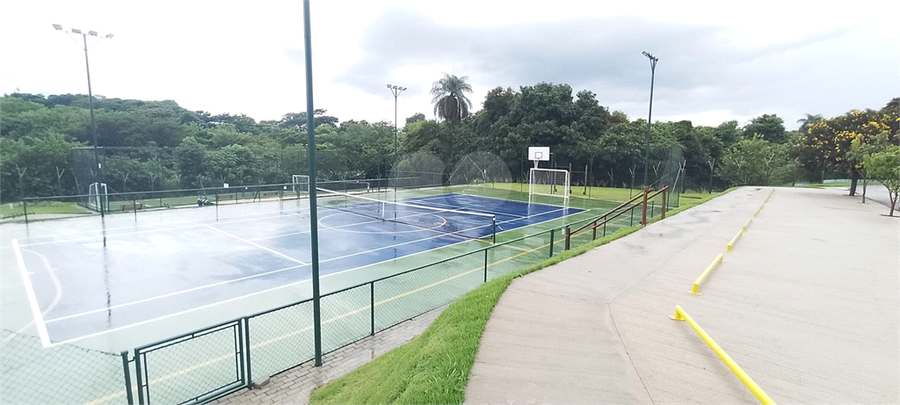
<box><xmin>136</xmin><ymin>321</ymin><xmax>243</xmax><ymax>404</ymax></box>
<box><xmin>247</xmin><ymin>301</ymin><xmax>315</xmax><ymax>382</ymax></box>
<box><xmin>320</xmin><ymin>285</ymin><xmax>372</xmax><ymax>353</ymax></box>
<box><xmin>0</xmin><ymin>330</ymin><xmax>125</xmax><ymax>404</ymax></box>
<box><xmin>374</xmin><ymin>251</ymin><xmax>484</xmax><ymax>332</ymax></box>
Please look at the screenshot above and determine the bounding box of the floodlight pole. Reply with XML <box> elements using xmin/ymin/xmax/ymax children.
<box><xmin>387</xmin><ymin>84</ymin><xmax>407</xmax><ymax>159</ymax></box>
<box><xmin>641</xmin><ymin>51</ymin><xmax>658</xmax><ymax>189</ymax></box>
<box><xmin>303</xmin><ymin>0</ymin><xmax>323</xmax><ymax>367</ymax></box>
<box><xmin>54</xmin><ymin>24</ymin><xmax>112</xmax><ymax>217</ymax></box>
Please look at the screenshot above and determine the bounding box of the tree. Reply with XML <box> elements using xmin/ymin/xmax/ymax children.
<box><xmin>862</xmin><ymin>145</ymin><xmax>900</xmax><ymax>216</ymax></box>
<box><xmin>717</xmin><ymin>137</ymin><xmax>795</xmax><ymax>186</ymax></box>
<box><xmin>405</xmin><ymin>113</ymin><xmax>426</xmax><ymax>125</ymax></box>
<box><xmin>802</xmin><ymin>107</ymin><xmax>898</xmax><ymax>195</ymax></box>
<box><xmin>797</xmin><ymin>113</ymin><xmax>824</xmax><ymax>134</ymax></box>
<box><xmin>430</xmin><ymin>73</ymin><xmax>473</xmax><ymax>126</ymax></box>
<box><xmin>743</xmin><ymin>114</ymin><xmax>787</xmax><ymax>143</ymax></box>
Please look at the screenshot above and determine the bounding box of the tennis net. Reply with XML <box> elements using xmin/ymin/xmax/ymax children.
<box><xmin>316</xmin><ymin>187</ymin><xmax>497</xmax><ymax>242</ymax></box>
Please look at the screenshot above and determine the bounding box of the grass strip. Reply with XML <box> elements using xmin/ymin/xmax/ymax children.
<box><xmin>310</xmin><ymin>188</ymin><xmax>731</xmax><ymax>404</ymax></box>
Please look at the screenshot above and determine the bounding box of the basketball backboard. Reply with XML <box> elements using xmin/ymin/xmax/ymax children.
<box><xmin>528</xmin><ymin>146</ymin><xmax>550</xmax><ymax>161</ymax></box>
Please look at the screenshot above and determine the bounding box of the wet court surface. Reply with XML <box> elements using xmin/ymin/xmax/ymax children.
<box><xmin>11</xmin><ymin>193</ymin><xmax>581</xmax><ymax>344</ymax></box>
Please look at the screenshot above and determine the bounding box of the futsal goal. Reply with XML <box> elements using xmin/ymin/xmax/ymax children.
<box><xmin>292</xmin><ymin>175</ymin><xmax>309</xmax><ymax>195</ymax></box>
<box><xmin>87</xmin><ymin>182</ymin><xmax>108</xmax><ymax>213</ymax></box>
<box><xmin>529</xmin><ymin>168</ymin><xmax>570</xmax><ymax>205</ymax></box>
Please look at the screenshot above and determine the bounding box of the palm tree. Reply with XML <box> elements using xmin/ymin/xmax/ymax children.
<box><xmin>797</xmin><ymin>113</ymin><xmax>823</xmax><ymax>134</ymax></box>
<box><xmin>430</xmin><ymin>73</ymin><xmax>473</xmax><ymax>126</ymax></box>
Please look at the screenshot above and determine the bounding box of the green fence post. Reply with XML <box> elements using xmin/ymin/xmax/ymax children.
<box><xmin>370</xmin><ymin>282</ymin><xmax>375</xmax><ymax>336</ymax></box>
<box><xmin>134</xmin><ymin>350</ymin><xmax>144</xmax><ymax>404</ymax></box>
<box><xmin>483</xmin><ymin>249</ymin><xmax>488</xmax><ymax>282</ymax></box>
<box><xmin>244</xmin><ymin>318</ymin><xmax>252</xmax><ymax>388</ymax></box>
<box><xmin>121</xmin><ymin>351</ymin><xmax>134</xmax><ymax>405</ymax></box>
<box><xmin>549</xmin><ymin>228</ymin><xmax>555</xmax><ymax>257</ymax></box>
<box><xmin>22</xmin><ymin>200</ymin><xmax>28</xmax><ymax>224</ymax></box>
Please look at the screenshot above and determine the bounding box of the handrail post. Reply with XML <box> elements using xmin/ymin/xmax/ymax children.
<box><xmin>244</xmin><ymin>318</ymin><xmax>252</xmax><ymax>387</ymax></box>
<box><xmin>661</xmin><ymin>189</ymin><xmax>667</xmax><ymax>219</ymax></box>
<box><xmin>134</xmin><ymin>349</ymin><xmax>145</xmax><ymax>404</ymax></box>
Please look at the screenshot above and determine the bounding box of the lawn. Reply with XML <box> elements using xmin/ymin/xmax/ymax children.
<box><xmin>0</xmin><ymin>201</ymin><xmax>90</xmax><ymax>219</ymax></box>
<box><xmin>309</xmin><ymin>188</ymin><xmax>729</xmax><ymax>404</ymax></box>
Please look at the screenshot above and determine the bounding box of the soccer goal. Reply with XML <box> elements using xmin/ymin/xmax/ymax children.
<box><xmin>88</xmin><ymin>182</ymin><xmax>108</xmax><ymax>213</ymax></box>
<box><xmin>529</xmin><ymin>168</ymin><xmax>570</xmax><ymax>205</ymax></box>
<box><xmin>292</xmin><ymin>175</ymin><xmax>309</xmax><ymax>195</ymax></box>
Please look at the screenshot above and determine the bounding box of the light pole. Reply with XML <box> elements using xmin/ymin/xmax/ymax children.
<box><xmin>641</xmin><ymin>51</ymin><xmax>658</xmax><ymax>189</ymax></box>
<box><xmin>53</xmin><ymin>24</ymin><xmax>113</xmax><ymax>216</ymax></box>
<box><xmin>386</xmin><ymin>84</ymin><xmax>407</xmax><ymax>158</ymax></box>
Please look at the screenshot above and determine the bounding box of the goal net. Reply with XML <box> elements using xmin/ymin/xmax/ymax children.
<box><xmin>88</xmin><ymin>182</ymin><xmax>108</xmax><ymax>213</ymax></box>
<box><xmin>529</xmin><ymin>168</ymin><xmax>570</xmax><ymax>204</ymax></box>
<box><xmin>292</xmin><ymin>175</ymin><xmax>309</xmax><ymax>195</ymax></box>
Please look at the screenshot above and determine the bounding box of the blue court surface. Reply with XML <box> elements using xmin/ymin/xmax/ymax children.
<box><xmin>10</xmin><ymin>193</ymin><xmax>582</xmax><ymax>345</ymax></box>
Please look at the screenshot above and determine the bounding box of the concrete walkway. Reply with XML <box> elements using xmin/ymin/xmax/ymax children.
<box><xmin>465</xmin><ymin>187</ymin><xmax>899</xmax><ymax>403</ymax></box>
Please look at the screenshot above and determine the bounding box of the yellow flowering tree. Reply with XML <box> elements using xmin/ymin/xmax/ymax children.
<box><xmin>801</xmin><ymin>99</ymin><xmax>899</xmax><ymax>195</ymax></box>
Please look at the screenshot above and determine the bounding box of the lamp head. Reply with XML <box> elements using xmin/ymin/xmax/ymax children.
<box><xmin>52</xmin><ymin>24</ymin><xmax>63</xmax><ymax>30</ymax></box>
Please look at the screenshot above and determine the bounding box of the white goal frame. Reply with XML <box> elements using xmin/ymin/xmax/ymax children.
<box><xmin>292</xmin><ymin>175</ymin><xmax>309</xmax><ymax>194</ymax></box>
<box><xmin>528</xmin><ymin>168</ymin><xmax>570</xmax><ymax>205</ymax></box>
<box><xmin>88</xmin><ymin>182</ymin><xmax>108</xmax><ymax>213</ymax></box>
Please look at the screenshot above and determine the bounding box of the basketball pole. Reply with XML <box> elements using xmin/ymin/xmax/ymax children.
<box><xmin>303</xmin><ymin>0</ymin><xmax>323</xmax><ymax>367</ymax></box>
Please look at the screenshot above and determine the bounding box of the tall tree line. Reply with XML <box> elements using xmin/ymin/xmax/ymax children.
<box><xmin>1</xmin><ymin>87</ymin><xmax>897</xmax><ymax>202</ymax></box>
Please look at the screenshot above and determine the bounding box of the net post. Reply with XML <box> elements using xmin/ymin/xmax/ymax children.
<box><xmin>121</xmin><ymin>351</ymin><xmax>134</xmax><ymax>405</ymax></box>
<box><xmin>133</xmin><ymin>198</ymin><xmax>137</xmax><ymax>220</ymax></box>
<box><xmin>215</xmin><ymin>192</ymin><xmax>219</xmax><ymax>221</ymax></box>
<box><xmin>564</xmin><ymin>226</ymin><xmax>571</xmax><ymax>251</ymax></box>
<box><xmin>549</xmin><ymin>228</ymin><xmax>555</xmax><ymax>257</ymax></box>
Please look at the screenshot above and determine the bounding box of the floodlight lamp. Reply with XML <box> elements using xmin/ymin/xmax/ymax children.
<box><xmin>89</xmin><ymin>31</ymin><xmax>98</xmax><ymax>36</ymax></box>
<box><xmin>52</xmin><ymin>24</ymin><xmax>63</xmax><ymax>30</ymax></box>
<box><xmin>400</xmin><ymin>87</ymin><xmax>407</xmax><ymax>91</ymax></box>
<box><xmin>105</xmin><ymin>33</ymin><xmax>114</xmax><ymax>39</ymax></box>
<box><xmin>71</xmin><ymin>28</ymin><xmax>82</xmax><ymax>34</ymax></box>
<box><xmin>642</xmin><ymin>51</ymin><xmax>650</xmax><ymax>57</ymax></box>
<box><xmin>387</xmin><ymin>84</ymin><xmax>393</xmax><ymax>89</ymax></box>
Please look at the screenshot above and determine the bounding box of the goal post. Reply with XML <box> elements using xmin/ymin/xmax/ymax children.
<box><xmin>87</xmin><ymin>182</ymin><xmax>108</xmax><ymax>213</ymax></box>
<box><xmin>292</xmin><ymin>175</ymin><xmax>309</xmax><ymax>195</ymax></box>
<box><xmin>529</xmin><ymin>168</ymin><xmax>570</xmax><ymax>204</ymax></box>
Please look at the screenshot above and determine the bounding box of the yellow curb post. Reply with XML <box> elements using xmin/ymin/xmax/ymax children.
<box><xmin>691</xmin><ymin>253</ymin><xmax>724</xmax><ymax>295</ymax></box>
<box><xmin>670</xmin><ymin>305</ymin><xmax>777</xmax><ymax>405</ymax></box>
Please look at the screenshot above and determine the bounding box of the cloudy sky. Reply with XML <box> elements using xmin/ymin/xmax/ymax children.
<box><xmin>2</xmin><ymin>0</ymin><xmax>897</xmax><ymax>129</ymax></box>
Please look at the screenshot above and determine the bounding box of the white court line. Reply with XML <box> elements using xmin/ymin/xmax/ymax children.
<box><xmin>204</xmin><ymin>224</ymin><xmax>307</xmax><ymax>265</ymax></box>
<box><xmin>43</xmin><ymin>263</ymin><xmax>307</xmax><ymax>324</ymax></box>
<box><xmin>11</xmin><ymin>239</ymin><xmax>51</xmax><ymax>347</ymax></box>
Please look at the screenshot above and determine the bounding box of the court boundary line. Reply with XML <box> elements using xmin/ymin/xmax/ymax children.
<box><xmin>204</xmin><ymin>224</ymin><xmax>308</xmax><ymax>265</ymax></box>
<box><xmin>11</xmin><ymin>239</ymin><xmax>51</xmax><ymax>347</ymax></box>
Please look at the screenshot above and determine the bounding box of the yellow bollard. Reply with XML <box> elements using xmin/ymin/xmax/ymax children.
<box><xmin>670</xmin><ymin>305</ymin><xmax>777</xmax><ymax>405</ymax></box>
<box><xmin>726</xmin><ymin>229</ymin><xmax>742</xmax><ymax>252</ymax></box>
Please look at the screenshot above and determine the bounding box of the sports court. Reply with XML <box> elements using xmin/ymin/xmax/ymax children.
<box><xmin>8</xmin><ymin>189</ymin><xmax>583</xmax><ymax>347</ymax></box>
